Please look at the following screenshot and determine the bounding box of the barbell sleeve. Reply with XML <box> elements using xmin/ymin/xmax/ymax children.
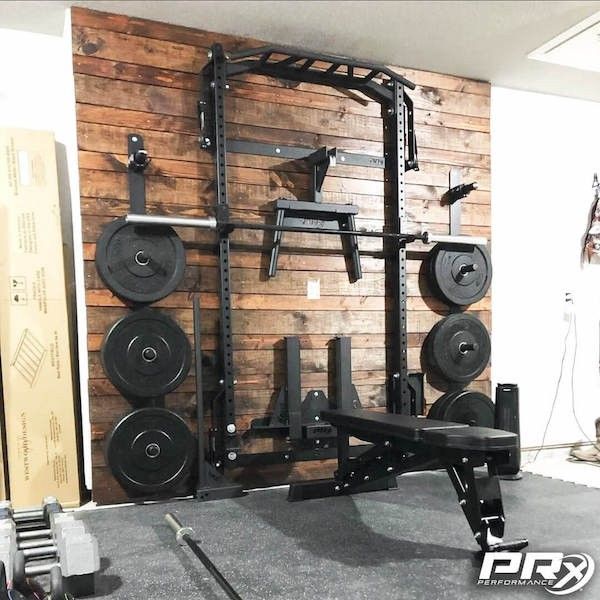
<box><xmin>165</xmin><ymin>513</ymin><xmax>243</xmax><ymax>600</ymax></box>
<box><xmin>126</xmin><ymin>213</ymin><xmax>218</xmax><ymax>229</ymax></box>
<box><xmin>424</xmin><ymin>233</ymin><xmax>488</xmax><ymax>246</ymax></box>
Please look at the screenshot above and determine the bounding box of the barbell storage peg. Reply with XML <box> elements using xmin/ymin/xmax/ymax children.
<box><xmin>128</xmin><ymin>149</ymin><xmax>150</xmax><ymax>172</ymax></box>
<box><xmin>458</xmin><ymin>263</ymin><xmax>478</xmax><ymax>275</ymax></box>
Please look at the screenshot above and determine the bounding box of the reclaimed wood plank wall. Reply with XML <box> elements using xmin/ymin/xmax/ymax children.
<box><xmin>71</xmin><ymin>7</ymin><xmax>491</xmax><ymax>504</ymax></box>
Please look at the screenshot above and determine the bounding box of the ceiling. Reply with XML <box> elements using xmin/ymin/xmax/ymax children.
<box><xmin>3</xmin><ymin>0</ymin><xmax>600</xmax><ymax>102</ymax></box>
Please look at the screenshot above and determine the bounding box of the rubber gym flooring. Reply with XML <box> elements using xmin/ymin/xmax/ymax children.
<box><xmin>80</xmin><ymin>471</ymin><xmax>600</xmax><ymax>600</ymax></box>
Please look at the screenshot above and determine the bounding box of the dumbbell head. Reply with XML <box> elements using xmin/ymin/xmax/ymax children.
<box><xmin>52</xmin><ymin>514</ymin><xmax>87</xmax><ymax>540</ymax></box>
<box><xmin>57</xmin><ymin>531</ymin><xmax>99</xmax><ymax>577</ymax></box>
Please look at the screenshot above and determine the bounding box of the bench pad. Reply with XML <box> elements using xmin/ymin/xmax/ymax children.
<box><xmin>322</xmin><ymin>409</ymin><xmax>517</xmax><ymax>452</ymax></box>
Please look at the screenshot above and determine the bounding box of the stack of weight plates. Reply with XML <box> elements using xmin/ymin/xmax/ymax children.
<box><xmin>95</xmin><ymin>217</ymin><xmax>194</xmax><ymax>498</ymax></box>
<box><xmin>425</xmin><ymin>243</ymin><xmax>494</xmax><ymax>427</ymax></box>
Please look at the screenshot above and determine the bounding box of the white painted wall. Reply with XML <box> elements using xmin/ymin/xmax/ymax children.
<box><xmin>0</xmin><ymin>15</ymin><xmax>92</xmax><ymax>487</ymax></box>
<box><xmin>491</xmin><ymin>86</ymin><xmax>600</xmax><ymax>450</ymax></box>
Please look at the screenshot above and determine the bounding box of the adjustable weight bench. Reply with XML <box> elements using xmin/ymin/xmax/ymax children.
<box><xmin>289</xmin><ymin>409</ymin><xmax>528</xmax><ymax>553</ymax></box>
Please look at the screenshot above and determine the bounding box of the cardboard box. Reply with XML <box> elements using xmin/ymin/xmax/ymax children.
<box><xmin>0</xmin><ymin>128</ymin><xmax>81</xmax><ymax>508</ymax></box>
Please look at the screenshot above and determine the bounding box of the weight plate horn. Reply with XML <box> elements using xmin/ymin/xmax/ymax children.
<box><xmin>428</xmin><ymin>243</ymin><xmax>492</xmax><ymax>306</ymax></box>
<box><xmin>101</xmin><ymin>308</ymin><xmax>191</xmax><ymax>399</ymax></box>
<box><xmin>95</xmin><ymin>217</ymin><xmax>186</xmax><ymax>304</ymax></box>
<box><xmin>426</xmin><ymin>313</ymin><xmax>490</xmax><ymax>383</ymax></box>
<box><xmin>105</xmin><ymin>407</ymin><xmax>195</xmax><ymax>495</ymax></box>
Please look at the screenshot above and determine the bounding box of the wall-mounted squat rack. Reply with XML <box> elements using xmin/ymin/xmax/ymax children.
<box><xmin>198</xmin><ymin>44</ymin><xmax>419</xmax><ymax>477</ymax></box>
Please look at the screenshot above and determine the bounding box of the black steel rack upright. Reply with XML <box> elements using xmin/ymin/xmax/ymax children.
<box><xmin>199</xmin><ymin>44</ymin><xmax>419</xmax><ymax>473</ymax></box>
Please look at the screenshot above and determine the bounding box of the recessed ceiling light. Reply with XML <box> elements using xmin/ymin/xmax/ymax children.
<box><xmin>529</xmin><ymin>10</ymin><xmax>600</xmax><ymax>73</ymax></box>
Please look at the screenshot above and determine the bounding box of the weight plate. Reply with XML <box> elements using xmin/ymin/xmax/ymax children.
<box><xmin>95</xmin><ymin>217</ymin><xmax>185</xmax><ymax>304</ymax></box>
<box><xmin>429</xmin><ymin>243</ymin><xmax>492</xmax><ymax>306</ymax></box>
<box><xmin>426</xmin><ymin>313</ymin><xmax>490</xmax><ymax>383</ymax></box>
<box><xmin>427</xmin><ymin>390</ymin><xmax>459</xmax><ymax>420</ymax></box>
<box><xmin>440</xmin><ymin>390</ymin><xmax>495</xmax><ymax>428</ymax></box>
<box><xmin>105</xmin><ymin>407</ymin><xmax>194</xmax><ymax>495</ymax></box>
<box><xmin>101</xmin><ymin>308</ymin><xmax>191</xmax><ymax>398</ymax></box>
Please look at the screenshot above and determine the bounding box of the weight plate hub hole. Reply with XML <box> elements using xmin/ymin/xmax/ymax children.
<box><xmin>426</xmin><ymin>313</ymin><xmax>490</xmax><ymax>383</ymax></box>
<box><xmin>101</xmin><ymin>308</ymin><xmax>191</xmax><ymax>398</ymax></box>
<box><xmin>142</xmin><ymin>347</ymin><xmax>158</xmax><ymax>363</ymax></box>
<box><xmin>135</xmin><ymin>250</ymin><xmax>150</xmax><ymax>266</ymax></box>
<box><xmin>428</xmin><ymin>243</ymin><xmax>492</xmax><ymax>306</ymax></box>
<box><xmin>105</xmin><ymin>407</ymin><xmax>194</xmax><ymax>495</ymax></box>
<box><xmin>95</xmin><ymin>217</ymin><xmax>186</xmax><ymax>304</ymax></box>
<box><xmin>145</xmin><ymin>442</ymin><xmax>161</xmax><ymax>458</ymax></box>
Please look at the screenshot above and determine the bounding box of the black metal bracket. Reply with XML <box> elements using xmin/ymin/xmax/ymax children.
<box><xmin>227</xmin><ymin>140</ymin><xmax>386</xmax><ymax>168</ymax></box>
<box><xmin>407</xmin><ymin>372</ymin><xmax>425</xmax><ymax>416</ymax></box>
<box><xmin>443</xmin><ymin>168</ymin><xmax>478</xmax><ymax>237</ymax></box>
<box><xmin>127</xmin><ymin>133</ymin><xmax>149</xmax><ymax>214</ymax></box>
<box><xmin>307</xmin><ymin>146</ymin><xmax>335</xmax><ymax>203</ymax></box>
<box><xmin>269</xmin><ymin>198</ymin><xmax>362</xmax><ymax>282</ymax></box>
<box><xmin>334</xmin><ymin>336</ymin><xmax>361</xmax><ymax>411</ymax></box>
<box><xmin>249</xmin><ymin>336</ymin><xmax>362</xmax><ymax>449</ymax></box>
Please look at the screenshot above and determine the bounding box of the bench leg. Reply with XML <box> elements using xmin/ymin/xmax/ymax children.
<box><xmin>446</xmin><ymin>461</ymin><xmax>528</xmax><ymax>553</ymax></box>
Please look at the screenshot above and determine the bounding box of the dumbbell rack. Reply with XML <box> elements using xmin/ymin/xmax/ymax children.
<box><xmin>0</xmin><ymin>498</ymin><xmax>99</xmax><ymax>599</ymax></box>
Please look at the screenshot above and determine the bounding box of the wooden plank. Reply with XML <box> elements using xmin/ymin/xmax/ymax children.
<box><xmin>71</xmin><ymin>7</ymin><xmax>261</xmax><ymax>50</ymax></box>
<box><xmin>73</xmin><ymin>56</ymin><xmax>490</xmax><ymax>133</ymax></box>
<box><xmin>86</xmin><ymin>333</ymin><xmax>434</xmax><ymax>353</ymax></box>
<box><xmin>74</xmin><ymin>74</ymin><xmax>490</xmax><ymax>154</ymax></box>
<box><xmin>76</xmin><ymin>120</ymin><xmax>492</xmax><ymax>192</ymax></box>
<box><xmin>84</xmin><ymin>305</ymin><xmax>490</xmax><ymax>336</ymax></box>
<box><xmin>86</xmin><ymin>346</ymin><xmax>491</xmax><ymax>381</ymax></box>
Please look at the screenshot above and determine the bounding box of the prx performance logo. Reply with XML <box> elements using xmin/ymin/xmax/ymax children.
<box><xmin>478</xmin><ymin>552</ymin><xmax>595</xmax><ymax>595</ymax></box>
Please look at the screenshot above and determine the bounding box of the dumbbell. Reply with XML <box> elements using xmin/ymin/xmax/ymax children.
<box><xmin>10</xmin><ymin>497</ymin><xmax>62</xmax><ymax>527</ymax></box>
<box><xmin>16</xmin><ymin>508</ymin><xmax>80</xmax><ymax>550</ymax></box>
<box><xmin>13</xmin><ymin>551</ymin><xmax>65</xmax><ymax>600</ymax></box>
<box><xmin>13</xmin><ymin>519</ymin><xmax>99</xmax><ymax>597</ymax></box>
